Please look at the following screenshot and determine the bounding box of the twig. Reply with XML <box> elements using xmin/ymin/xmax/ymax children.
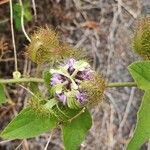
<box><xmin>119</xmin><ymin>1</ymin><xmax>139</xmax><ymax>18</ymax></box>
<box><xmin>9</xmin><ymin>0</ymin><xmax>18</xmax><ymax>71</ymax></box>
<box><xmin>18</xmin><ymin>84</ymin><xmax>39</xmax><ymax>100</ymax></box>
<box><xmin>31</xmin><ymin>0</ymin><xmax>37</xmax><ymax>21</ymax></box>
<box><xmin>0</xmin><ymin>18</ymin><xmax>9</xmax><ymax>24</ymax></box>
<box><xmin>148</xmin><ymin>140</ymin><xmax>150</xmax><ymax>150</ymax></box>
<box><xmin>108</xmin><ymin>105</ymin><xmax>115</xmax><ymax>149</ymax></box>
<box><xmin>22</xmin><ymin>139</ymin><xmax>29</xmax><ymax>150</ymax></box>
<box><xmin>44</xmin><ymin>130</ymin><xmax>54</xmax><ymax>150</ymax></box>
<box><xmin>105</xmin><ymin>91</ymin><xmax>122</xmax><ymax>122</ymax></box>
<box><xmin>117</xmin><ymin>87</ymin><xmax>135</xmax><ymax>138</ymax></box>
<box><xmin>14</xmin><ymin>141</ymin><xmax>24</xmax><ymax>150</ymax></box>
<box><xmin>106</xmin><ymin>5</ymin><xmax>119</xmax><ymax>77</ymax></box>
<box><xmin>0</xmin><ymin>140</ymin><xmax>11</xmax><ymax>144</ymax></box>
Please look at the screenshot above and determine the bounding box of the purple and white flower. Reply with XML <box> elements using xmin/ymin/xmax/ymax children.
<box><xmin>50</xmin><ymin>58</ymin><xmax>94</xmax><ymax>108</ymax></box>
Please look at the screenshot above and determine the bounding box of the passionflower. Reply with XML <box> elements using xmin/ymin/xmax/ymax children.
<box><xmin>50</xmin><ymin>58</ymin><xmax>105</xmax><ymax>109</ymax></box>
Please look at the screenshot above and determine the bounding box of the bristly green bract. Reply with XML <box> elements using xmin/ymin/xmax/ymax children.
<box><xmin>81</xmin><ymin>73</ymin><xmax>106</xmax><ymax>108</ymax></box>
<box><xmin>133</xmin><ymin>16</ymin><xmax>150</xmax><ymax>59</ymax></box>
<box><xmin>26</xmin><ymin>27</ymin><xmax>85</xmax><ymax>64</ymax></box>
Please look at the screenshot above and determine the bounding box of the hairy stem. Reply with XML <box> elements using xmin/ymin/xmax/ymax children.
<box><xmin>0</xmin><ymin>78</ymin><xmax>44</xmax><ymax>84</ymax></box>
<box><xmin>0</xmin><ymin>78</ymin><xmax>137</xmax><ymax>88</ymax></box>
<box><xmin>107</xmin><ymin>82</ymin><xmax>137</xmax><ymax>88</ymax></box>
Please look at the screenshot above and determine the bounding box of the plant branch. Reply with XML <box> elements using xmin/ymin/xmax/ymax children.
<box><xmin>0</xmin><ymin>78</ymin><xmax>44</xmax><ymax>84</ymax></box>
<box><xmin>9</xmin><ymin>0</ymin><xmax>18</xmax><ymax>71</ymax></box>
<box><xmin>107</xmin><ymin>82</ymin><xmax>137</xmax><ymax>88</ymax></box>
<box><xmin>0</xmin><ymin>77</ymin><xmax>137</xmax><ymax>88</ymax></box>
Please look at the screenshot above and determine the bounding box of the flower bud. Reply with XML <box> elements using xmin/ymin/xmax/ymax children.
<box><xmin>133</xmin><ymin>16</ymin><xmax>150</xmax><ymax>59</ymax></box>
<box><xmin>13</xmin><ymin>71</ymin><xmax>21</xmax><ymax>79</ymax></box>
<box><xmin>26</xmin><ymin>27</ymin><xmax>60</xmax><ymax>64</ymax></box>
<box><xmin>26</xmin><ymin>27</ymin><xmax>85</xmax><ymax>64</ymax></box>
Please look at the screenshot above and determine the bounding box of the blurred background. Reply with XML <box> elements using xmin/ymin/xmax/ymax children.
<box><xmin>0</xmin><ymin>0</ymin><xmax>150</xmax><ymax>149</ymax></box>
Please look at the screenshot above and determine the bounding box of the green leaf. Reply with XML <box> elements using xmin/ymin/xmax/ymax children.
<box><xmin>24</xmin><ymin>0</ymin><xmax>32</xmax><ymax>21</ymax></box>
<box><xmin>13</xmin><ymin>3</ymin><xmax>21</xmax><ymax>30</ymax></box>
<box><xmin>13</xmin><ymin>1</ymin><xmax>32</xmax><ymax>30</ymax></box>
<box><xmin>128</xmin><ymin>61</ymin><xmax>150</xmax><ymax>90</ymax></box>
<box><xmin>55</xmin><ymin>104</ymin><xmax>82</xmax><ymax>122</ymax></box>
<box><xmin>62</xmin><ymin>109</ymin><xmax>92</xmax><ymax>150</ymax></box>
<box><xmin>1</xmin><ymin>107</ymin><xmax>58</xmax><ymax>140</ymax></box>
<box><xmin>0</xmin><ymin>84</ymin><xmax>6</xmax><ymax>104</ymax></box>
<box><xmin>127</xmin><ymin>91</ymin><xmax>150</xmax><ymax>150</ymax></box>
<box><xmin>127</xmin><ymin>61</ymin><xmax>150</xmax><ymax>149</ymax></box>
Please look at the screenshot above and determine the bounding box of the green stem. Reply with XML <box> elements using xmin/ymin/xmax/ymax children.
<box><xmin>107</xmin><ymin>82</ymin><xmax>137</xmax><ymax>88</ymax></box>
<box><xmin>69</xmin><ymin>107</ymin><xmax>86</xmax><ymax>123</ymax></box>
<box><xmin>0</xmin><ymin>78</ymin><xmax>44</xmax><ymax>84</ymax></box>
<box><xmin>0</xmin><ymin>77</ymin><xmax>137</xmax><ymax>88</ymax></box>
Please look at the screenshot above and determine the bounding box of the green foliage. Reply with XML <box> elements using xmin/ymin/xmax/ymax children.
<box><xmin>13</xmin><ymin>0</ymin><xmax>32</xmax><ymax>30</ymax></box>
<box><xmin>127</xmin><ymin>61</ymin><xmax>150</xmax><ymax>149</ymax></box>
<box><xmin>62</xmin><ymin>109</ymin><xmax>92</xmax><ymax>150</ymax></box>
<box><xmin>0</xmin><ymin>84</ymin><xmax>6</xmax><ymax>104</ymax></box>
<box><xmin>1</xmin><ymin>103</ymin><xmax>93</xmax><ymax>150</ymax></box>
<box><xmin>1</xmin><ymin>107</ymin><xmax>58</xmax><ymax>140</ymax></box>
<box><xmin>128</xmin><ymin>61</ymin><xmax>150</xmax><ymax>90</ymax></box>
<box><xmin>127</xmin><ymin>92</ymin><xmax>150</xmax><ymax>150</ymax></box>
